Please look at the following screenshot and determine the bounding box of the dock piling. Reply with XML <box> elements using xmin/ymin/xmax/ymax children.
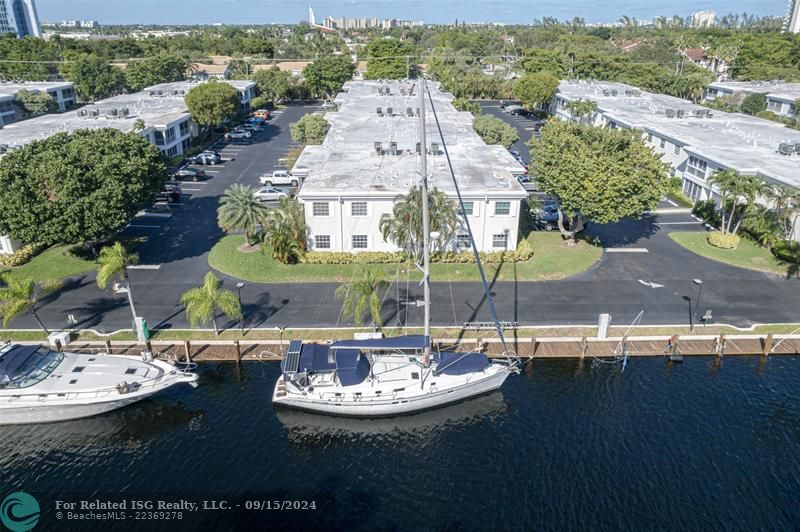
<box><xmin>762</xmin><ymin>333</ymin><xmax>773</xmax><ymax>356</ymax></box>
<box><xmin>184</xmin><ymin>340</ymin><xmax>192</xmax><ymax>364</ymax></box>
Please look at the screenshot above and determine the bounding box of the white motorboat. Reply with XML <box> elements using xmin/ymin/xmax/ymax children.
<box><xmin>272</xmin><ymin>79</ymin><xmax>520</xmax><ymax>417</ymax></box>
<box><xmin>0</xmin><ymin>343</ymin><xmax>199</xmax><ymax>425</ymax></box>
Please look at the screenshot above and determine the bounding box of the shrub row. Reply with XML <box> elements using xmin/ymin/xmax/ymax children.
<box><xmin>0</xmin><ymin>244</ymin><xmax>39</xmax><ymax>267</ymax></box>
<box><xmin>300</xmin><ymin>239</ymin><xmax>535</xmax><ymax>265</ymax></box>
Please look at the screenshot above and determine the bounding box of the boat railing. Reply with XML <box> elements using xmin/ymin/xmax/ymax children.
<box><xmin>0</xmin><ymin>369</ymin><xmax>189</xmax><ymax>404</ymax></box>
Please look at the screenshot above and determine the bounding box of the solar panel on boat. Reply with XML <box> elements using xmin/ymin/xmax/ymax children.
<box><xmin>284</xmin><ymin>340</ymin><xmax>303</xmax><ymax>373</ymax></box>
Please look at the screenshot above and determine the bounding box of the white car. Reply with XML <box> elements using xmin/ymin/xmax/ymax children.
<box><xmin>259</xmin><ymin>170</ymin><xmax>299</xmax><ymax>187</ymax></box>
<box><xmin>225</xmin><ymin>130</ymin><xmax>251</xmax><ymax>140</ymax></box>
<box><xmin>253</xmin><ymin>187</ymin><xmax>288</xmax><ymax>202</ymax></box>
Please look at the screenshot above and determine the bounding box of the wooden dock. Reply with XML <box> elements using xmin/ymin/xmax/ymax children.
<box><xmin>41</xmin><ymin>333</ymin><xmax>800</xmax><ymax>362</ymax></box>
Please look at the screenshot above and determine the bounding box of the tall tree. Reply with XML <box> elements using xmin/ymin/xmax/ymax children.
<box><xmin>513</xmin><ymin>72</ymin><xmax>560</xmax><ymax>110</ymax></box>
<box><xmin>96</xmin><ymin>242</ymin><xmax>140</xmax><ymax>327</ymax></box>
<box><xmin>252</xmin><ymin>67</ymin><xmax>292</xmax><ymax>104</ymax></box>
<box><xmin>365</xmin><ymin>39</ymin><xmax>415</xmax><ymax>79</ymax></box>
<box><xmin>63</xmin><ymin>55</ymin><xmax>127</xmax><ymax>102</ymax></box>
<box><xmin>125</xmin><ymin>53</ymin><xmax>188</xmax><ymax>91</ymax></box>
<box><xmin>0</xmin><ymin>129</ymin><xmax>167</xmax><ymax>248</ymax></box>
<box><xmin>740</xmin><ymin>92</ymin><xmax>767</xmax><ymax>115</ymax></box>
<box><xmin>180</xmin><ymin>272</ymin><xmax>242</xmax><ymax>336</ymax></box>
<box><xmin>708</xmin><ymin>170</ymin><xmax>766</xmax><ymax>236</ymax></box>
<box><xmin>530</xmin><ymin>120</ymin><xmax>668</xmax><ymax>242</ymax></box>
<box><xmin>379</xmin><ymin>187</ymin><xmax>459</xmax><ymax>261</ymax></box>
<box><xmin>565</xmin><ymin>99</ymin><xmax>598</xmax><ymax>122</ymax></box>
<box><xmin>217</xmin><ymin>184</ymin><xmax>270</xmax><ymax>246</ymax></box>
<box><xmin>0</xmin><ymin>276</ymin><xmax>61</xmax><ymax>333</ymax></box>
<box><xmin>13</xmin><ymin>90</ymin><xmax>58</xmax><ymax>117</ymax></box>
<box><xmin>472</xmin><ymin>114</ymin><xmax>519</xmax><ymax>148</ymax></box>
<box><xmin>184</xmin><ymin>81</ymin><xmax>241</xmax><ymax>127</ymax></box>
<box><xmin>336</xmin><ymin>269</ymin><xmax>389</xmax><ymax>328</ymax></box>
<box><xmin>303</xmin><ymin>56</ymin><xmax>355</xmax><ymax>100</ymax></box>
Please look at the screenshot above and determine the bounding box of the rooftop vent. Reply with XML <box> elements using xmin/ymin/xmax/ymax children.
<box><xmin>416</xmin><ymin>142</ymin><xmax>421</xmax><ymax>154</ymax></box>
<box><xmin>374</xmin><ymin>141</ymin><xmax>382</xmax><ymax>155</ymax></box>
<box><xmin>119</xmin><ymin>108</ymin><xmax>129</xmax><ymax>117</ymax></box>
<box><xmin>665</xmin><ymin>109</ymin><xmax>676</xmax><ymax>118</ymax></box>
<box><xmin>416</xmin><ymin>107</ymin><xmax>420</xmax><ymax>117</ymax></box>
<box><xmin>676</xmin><ymin>109</ymin><xmax>686</xmax><ymax>118</ymax></box>
<box><xmin>386</xmin><ymin>107</ymin><xmax>393</xmax><ymax>116</ymax></box>
<box><xmin>430</xmin><ymin>142</ymin><xmax>439</xmax><ymax>155</ymax></box>
<box><xmin>778</xmin><ymin>143</ymin><xmax>795</xmax><ymax>155</ymax></box>
<box><xmin>89</xmin><ymin>109</ymin><xmax>99</xmax><ymax>117</ymax></box>
<box><xmin>389</xmin><ymin>141</ymin><xmax>397</xmax><ymax>155</ymax></box>
<box><xmin>377</xmin><ymin>107</ymin><xmax>383</xmax><ymax>116</ymax></box>
<box><xmin>400</xmin><ymin>87</ymin><xmax>406</xmax><ymax>95</ymax></box>
<box><xmin>78</xmin><ymin>109</ymin><xmax>88</xmax><ymax>118</ymax></box>
<box><xmin>406</xmin><ymin>107</ymin><xmax>413</xmax><ymax>117</ymax></box>
<box><xmin>610</xmin><ymin>89</ymin><xmax>618</xmax><ymax>96</ymax></box>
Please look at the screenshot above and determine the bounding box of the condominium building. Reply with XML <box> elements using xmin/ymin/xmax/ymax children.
<box><xmin>704</xmin><ymin>81</ymin><xmax>800</xmax><ymax>119</ymax></box>
<box><xmin>0</xmin><ymin>81</ymin><xmax>75</xmax><ymax>126</ymax></box>
<box><xmin>786</xmin><ymin>0</ymin><xmax>800</xmax><ymax>33</ymax></box>
<box><xmin>294</xmin><ymin>80</ymin><xmax>527</xmax><ymax>253</ymax></box>
<box><xmin>0</xmin><ymin>0</ymin><xmax>40</xmax><ymax>37</ymax></box>
<box><xmin>552</xmin><ymin>80</ymin><xmax>800</xmax><ymax>240</ymax></box>
<box><xmin>691</xmin><ymin>10</ymin><xmax>716</xmax><ymax>28</ymax></box>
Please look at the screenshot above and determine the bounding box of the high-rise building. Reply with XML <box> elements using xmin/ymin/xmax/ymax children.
<box><xmin>691</xmin><ymin>10</ymin><xmax>716</xmax><ymax>28</ymax></box>
<box><xmin>0</xmin><ymin>0</ymin><xmax>40</xmax><ymax>38</ymax></box>
<box><xmin>308</xmin><ymin>3</ymin><xmax>316</xmax><ymax>26</ymax></box>
<box><xmin>786</xmin><ymin>0</ymin><xmax>800</xmax><ymax>33</ymax></box>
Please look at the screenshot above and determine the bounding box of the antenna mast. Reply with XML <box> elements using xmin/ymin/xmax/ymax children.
<box><xmin>419</xmin><ymin>78</ymin><xmax>431</xmax><ymax>367</ymax></box>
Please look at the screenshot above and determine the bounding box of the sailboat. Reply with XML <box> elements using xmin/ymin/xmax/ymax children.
<box><xmin>272</xmin><ymin>79</ymin><xmax>520</xmax><ymax>417</ymax></box>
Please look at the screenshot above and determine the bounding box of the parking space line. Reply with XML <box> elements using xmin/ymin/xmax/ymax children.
<box><xmin>128</xmin><ymin>264</ymin><xmax>161</xmax><ymax>270</ymax></box>
<box><xmin>127</xmin><ymin>224</ymin><xmax>161</xmax><ymax>229</ymax></box>
<box><xmin>605</xmin><ymin>248</ymin><xmax>649</xmax><ymax>253</ymax></box>
<box><xmin>657</xmin><ymin>221</ymin><xmax>700</xmax><ymax>225</ymax></box>
<box><xmin>136</xmin><ymin>211</ymin><xmax>172</xmax><ymax>218</ymax></box>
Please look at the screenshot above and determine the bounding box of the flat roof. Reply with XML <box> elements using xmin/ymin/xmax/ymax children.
<box><xmin>296</xmin><ymin>80</ymin><xmax>527</xmax><ymax>199</ymax></box>
<box><xmin>0</xmin><ymin>80</ymin><xmax>254</xmax><ymax>149</ymax></box>
<box><xmin>0</xmin><ymin>81</ymin><xmax>74</xmax><ymax>99</ymax></box>
<box><xmin>708</xmin><ymin>81</ymin><xmax>800</xmax><ymax>102</ymax></box>
<box><xmin>556</xmin><ymin>80</ymin><xmax>800</xmax><ymax>188</ymax></box>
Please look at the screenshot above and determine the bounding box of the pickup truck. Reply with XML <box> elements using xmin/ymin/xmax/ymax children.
<box><xmin>259</xmin><ymin>170</ymin><xmax>299</xmax><ymax>187</ymax></box>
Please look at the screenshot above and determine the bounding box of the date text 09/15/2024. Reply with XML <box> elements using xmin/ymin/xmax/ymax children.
<box><xmin>54</xmin><ymin>499</ymin><xmax>318</xmax><ymax>512</ymax></box>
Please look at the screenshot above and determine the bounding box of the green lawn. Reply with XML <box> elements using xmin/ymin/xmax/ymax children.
<box><xmin>2</xmin><ymin>245</ymin><xmax>96</xmax><ymax>283</ymax></box>
<box><xmin>669</xmin><ymin>231</ymin><xmax>797</xmax><ymax>278</ymax></box>
<box><xmin>665</xmin><ymin>192</ymin><xmax>693</xmax><ymax>208</ymax></box>
<box><xmin>208</xmin><ymin>232</ymin><xmax>603</xmax><ymax>283</ymax></box>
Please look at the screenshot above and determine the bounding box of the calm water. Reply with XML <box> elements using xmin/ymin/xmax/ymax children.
<box><xmin>3</xmin><ymin>357</ymin><xmax>800</xmax><ymax>531</ymax></box>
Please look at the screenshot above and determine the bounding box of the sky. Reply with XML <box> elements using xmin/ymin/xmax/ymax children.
<box><xmin>36</xmin><ymin>0</ymin><xmax>787</xmax><ymax>26</ymax></box>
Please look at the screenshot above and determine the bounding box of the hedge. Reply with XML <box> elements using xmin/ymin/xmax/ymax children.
<box><xmin>0</xmin><ymin>244</ymin><xmax>39</xmax><ymax>267</ymax></box>
<box><xmin>707</xmin><ymin>231</ymin><xmax>740</xmax><ymax>249</ymax></box>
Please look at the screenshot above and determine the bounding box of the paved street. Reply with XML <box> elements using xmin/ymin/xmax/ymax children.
<box><xmin>13</xmin><ymin>101</ymin><xmax>800</xmax><ymax>333</ymax></box>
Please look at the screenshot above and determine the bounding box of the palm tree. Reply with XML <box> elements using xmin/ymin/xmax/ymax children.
<box><xmin>709</xmin><ymin>170</ymin><xmax>766</xmax><ymax>236</ymax></box>
<box><xmin>336</xmin><ymin>269</ymin><xmax>389</xmax><ymax>328</ymax></box>
<box><xmin>262</xmin><ymin>197</ymin><xmax>306</xmax><ymax>264</ymax></box>
<box><xmin>767</xmin><ymin>185</ymin><xmax>800</xmax><ymax>240</ymax></box>
<box><xmin>180</xmin><ymin>272</ymin><xmax>242</xmax><ymax>336</ymax></box>
<box><xmin>96</xmin><ymin>242</ymin><xmax>140</xmax><ymax>326</ymax></box>
<box><xmin>0</xmin><ymin>276</ymin><xmax>61</xmax><ymax>333</ymax></box>
<box><xmin>379</xmin><ymin>186</ymin><xmax>459</xmax><ymax>262</ymax></box>
<box><xmin>218</xmin><ymin>184</ymin><xmax>270</xmax><ymax>246</ymax></box>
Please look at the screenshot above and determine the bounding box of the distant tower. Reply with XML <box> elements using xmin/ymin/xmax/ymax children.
<box><xmin>308</xmin><ymin>3</ymin><xmax>316</xmax><ymax>26</ymax></box>
<box><xmin>786</xmin><ymin>0</ymin><xmax>800</xmax><ymax>33</ymax></box>
<box><xmin>0</xmin><ymin>0</ymin><xmax>41</xmax><ymax>37</ymax></box>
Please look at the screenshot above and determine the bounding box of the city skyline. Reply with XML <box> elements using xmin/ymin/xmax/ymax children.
<box><xmin>35</xmin><ymin>0</ymin><xmax>787</xmax><ymax>26</ymax></box>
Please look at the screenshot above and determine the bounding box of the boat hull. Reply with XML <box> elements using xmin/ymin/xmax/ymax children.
<box><xmin>273</xmin><ymin>365</ymin><xmax>511</xmax><ymax>417</ymax></box>
<box><xmin>0</xmin><ymin>393</ymin><xmax>160</xmax><ymax>425</ymax></box>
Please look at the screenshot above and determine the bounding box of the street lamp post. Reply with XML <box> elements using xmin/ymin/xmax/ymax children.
<box><xmin>236</xmin><ymin>282</ymin><xmax>245</xmax><ymax>335</ymax></box>
<box><xmin>690</xmin><ymin>279</ymin><xmax>704</xmax><ymax>332</ymax></box>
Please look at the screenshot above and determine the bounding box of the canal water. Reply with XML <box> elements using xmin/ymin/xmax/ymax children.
<box><xmin>2</xmin><ymin>356</ymin><xmax>800</xmax><ymax>530</ymax></box>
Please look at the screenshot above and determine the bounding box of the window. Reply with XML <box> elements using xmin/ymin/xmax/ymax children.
<box><xmin>766</xmin><ymin>99</ymin><xmax>782</xmax><ymax>113</ymax></box>
<box><xmin>315</xmin><ymin>235</ymin><xmax>331</xmax><ymax>249</ymax></box>
<box><xmin>673</xmin><ymin>144</ymin><xmax>680</xmax><ymax>156</ymax></box>
<box><xmin>494</xmin><ymin>201</ymin><xmax>511</xmax><ymax>216</ymax></box>
<box><xmin>352</xmin><ymin>235</ymin><xmax>368</xmax><ymax>249</ymax></box>
<box><xmin>687</xmin><ymin>155</ymin><xmax>708</xmax><ymax>179</ymax></box>
<box><xmin>492</xmin><ymin>233</ymin><xmax>508</xmax><ymax>249</ymax></box>
<box><xmin>607</xmin><ymin>121</ymin><xmax>617</xmax><ymax>129</ymax></box>
<box><xmin>461</xmin><ymin>202</ymin><xmax>474</xmax><ymax>216</ymax></box>
<box><xmin>179</xmin><ymin>120</ymin><xmax>190</xmax><ymax>136</ymax></box>
<box><xmin>312</xmin><ymin>202</ymin><xmax>329</xmax><ymax>216</ymax></box>
<box><xmin>659</xmin><ymin>138</ymin><xmax>666</xmax><ymax>150</ymax></box>
<box><xmin>166</xmin><ymin>146</ymin><xmax>178</xmax><ymax>158</ymax></box>
<box><xmin>456</xmin><ymin>234</ymin><xmax>471</xmax><ymax>249</ymax></box>
<box><xmin>646</xmin><ymin>133</ymin><xmax>653</xmax><ymax>143</ymax></box>
<box><xmin>351</xmin><ymin>201</ymin><xmax>368</xmax><ymax>216</ymax></box>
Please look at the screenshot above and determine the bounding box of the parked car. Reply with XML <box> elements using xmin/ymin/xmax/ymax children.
<box><xmin>259</xmin><ymin>170</ymin><xmax>299</xmax><ymax>187</ymax></box>
<box><xmin>253</xmin><ymin>109</ymin><xmax>270</xmax><ymax>120</ymax></box>
<box><xmin>508</xmin><ymin>148</ymin><xmax>520</xmax><ymax>158</ymax></box>
<box><xmin>253</xmin><ymin>187</ymin><xmax>289</xmax><ymax>202</ymax></box>
<box><xmin>500</xmin><ymin>100</ymin><xmax>521</xmax><ymax>110</ymax></box>
<box><xmin>225</xmin><ymin>130</ymin><xmax>251</xmax><ymax>140</ymax></box>
<box><xmin>158</xmin><ymin>181</ymin><xmax>182</xmax><ymax>203</ymax></box>
<box><xmin>246</xmin><ymin>116</ymin><xmax>266</xmax><ymax>125</ymax></box>
<box><xmin>188</xmin><ymin>151</ymin><xmax>221</xmax><ymax>165</ymax></box>
<box><xmin>508</xmin><ymin>106</ymin><xmax>530</xmax><ymax>116</ymax></box>
<box><xmin>172</xmin><ymin>167</ymin><xmax>207</xmax><ymax>181</ymax></box>
<box><xmin>240</xmin><ymin>123</ymin><xmax>261</xmax><ymax>133</ymax></box>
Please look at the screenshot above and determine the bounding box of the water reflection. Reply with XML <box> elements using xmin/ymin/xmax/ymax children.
<box><xmin>275</xmin><ymin>391</ymin><xmax>508</xmax><ymax>444</ymax></box>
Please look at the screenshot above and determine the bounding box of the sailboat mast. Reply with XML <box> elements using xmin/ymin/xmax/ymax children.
<box><xmin>419</xmin><ymin>78</ymin><xmax>431</xmax><ymax>366</ymax></box>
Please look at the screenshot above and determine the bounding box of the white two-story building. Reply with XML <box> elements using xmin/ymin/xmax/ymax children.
<box><xmin>0</xmin><ymin>81</ymin><xmax>76</xmax><ymax>126</ymax></box>
<box><xmin>552</xmin><ymin>80</ymin><xmax>800</xmax><ymax>241</ymax></box>
<box><xmin>704</xmin><ymin>81</ymin><xmax>800</xmax><ymax>119</ymax></box>
<box><xmin>294</xmin><ymin>80</ymin><xmax>528</xmax><ymax>253</ymax></box>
